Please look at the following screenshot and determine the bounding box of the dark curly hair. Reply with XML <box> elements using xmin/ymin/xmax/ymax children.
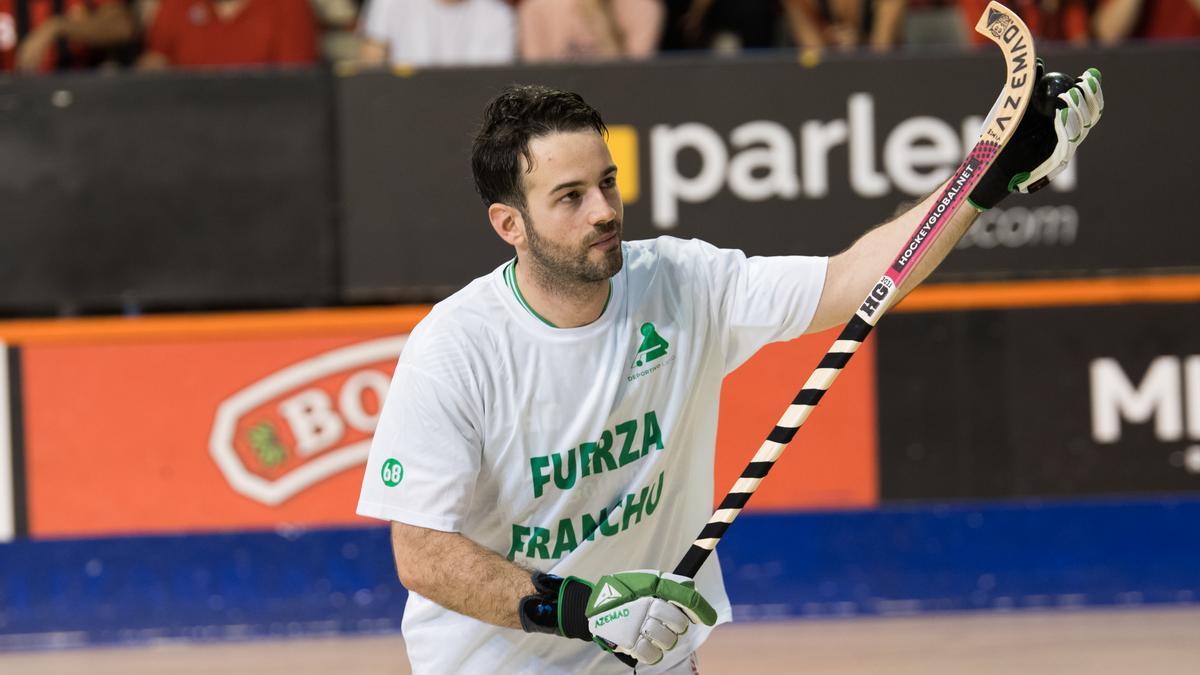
<box><xmin>471</xmin><ymin>84</ymin><xmax>608</xmax><ymax>209</ymax></box>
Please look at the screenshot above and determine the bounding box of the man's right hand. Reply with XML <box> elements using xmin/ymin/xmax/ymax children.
<box><xmin>520</xmin><ymin>569</ymin><xmax>717</xmax><ymax>666</ymax></box>
<box><xmin>583</xmin><ymin>569</ymin><xmax>717</xmax><ymax>665</ymax></box>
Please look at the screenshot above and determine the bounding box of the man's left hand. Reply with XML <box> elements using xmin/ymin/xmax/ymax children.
<box><xmin>583</xmin><ymin>569</ymin><xmax>717</xmax><ymax>666</ymax></box>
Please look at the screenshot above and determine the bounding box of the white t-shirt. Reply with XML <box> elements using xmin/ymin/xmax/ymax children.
<box><xmin>361</xmin><ymin>0</ymin><xmax>516</xmax><ymax>67</ymax></box>
<box><xmin>357</xmin><ymin>237</ymin><xmax>828</xmax><ymax>675</ymax></box>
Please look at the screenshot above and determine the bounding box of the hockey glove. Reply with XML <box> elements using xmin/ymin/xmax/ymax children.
<box><xmin>969</xmin><ymin>62</ymin><xmax>1105</xmax><ymax>210</ymax></box>
<box><xmin>519</xmin><ymin>569</ymin><xmax>717</xmax><ymax>667</ymax></box>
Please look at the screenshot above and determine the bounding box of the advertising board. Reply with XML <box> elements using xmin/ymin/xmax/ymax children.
<box><xmin>879</xmin><ymin>302</ymin><xmax>1200</xmax><ymax>500</ymax></box>
<box><xmin>0</xmin><ymin>72</ymin><xmax>336</xmax><ymax>314</ymax></box>
<box><xmin>338</xmin><ymin>46</ymin><xmax>1199</xmax><ymax>299</ymax></box>
<box><xmin>15</xmin><ymin>311</ymin><xmax>876</xmax><ymax>538</ymax></box>
<box><xmin>22</xmin><ymin>333</ymin><xmax>399</xmax><ymax>536</ymax></box>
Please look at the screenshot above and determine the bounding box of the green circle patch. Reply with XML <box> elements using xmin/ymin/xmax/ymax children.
<box><xmin>381</xmin><ymin>458</ymin><xmax>404</xmax><ymax>487</ymax></box>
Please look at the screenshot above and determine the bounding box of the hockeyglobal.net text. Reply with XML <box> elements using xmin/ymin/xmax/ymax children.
<box><xmin>892</xmin><ymin>159</ymin><xmax>977</xmax><ymax>273</ymax></box>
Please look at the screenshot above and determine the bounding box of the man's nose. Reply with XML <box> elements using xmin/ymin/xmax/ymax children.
<box><xmin>587</xmin><ymin>189</ymin><xmax>617</xmax><ymax>225</ymax></box>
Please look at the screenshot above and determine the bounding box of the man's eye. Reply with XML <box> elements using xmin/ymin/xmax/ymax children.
<box><xmin>560</xmin><ymin>191</ymin><xmax>580</xmax><ymax>203</ymax></box>
<box><xmin>601</xmin><ymin>177</ymin><xmax>617</xmax><ymax>189</ymax></box>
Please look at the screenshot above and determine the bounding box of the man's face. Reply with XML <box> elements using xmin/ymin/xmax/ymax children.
<box><xmin>517</xmin><ymin>130</ymin><xmax>624</xmax><ymax>288</ymax></box>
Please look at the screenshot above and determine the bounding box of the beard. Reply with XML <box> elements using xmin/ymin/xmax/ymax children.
<box><xmin>522</xmin><ymin>212</ymin><xmax>623</xmax><ymax>294</ymax></box>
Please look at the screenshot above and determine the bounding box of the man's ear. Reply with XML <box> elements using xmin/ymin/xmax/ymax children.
<box><xmin>488</xmin><ymin>203</ymin><xmax>525</xmax><ymax>247</ymax></box>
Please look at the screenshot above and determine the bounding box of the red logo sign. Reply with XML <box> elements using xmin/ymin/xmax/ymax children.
<box><xmin>209</xmin><ymin>337</ymin><xmax>406</xmax><ymax>505</ymax></box>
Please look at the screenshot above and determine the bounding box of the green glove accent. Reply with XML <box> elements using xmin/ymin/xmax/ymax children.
<box><xmin>651</xmin><ymin>576</ymin><xmax>719</xmax><ymax>626</ymax></box>
<box><xmin>587</xmin><ymin>571</ymin><xmax>657</xmax><ymax>612</ymax></box>
<box><xmin>586</xmin><ymin>571</ymin><xmax>717</xmax><ymax>625</ymax></box>
<box><xmin>520</xmin><ymin>569</ymin><xmax>717</xmax><ymax>668</ymax></box>
<box><xmin>556</xmin><ymin>575</ymin><xmax>595</xmax><ymax>641</ymax></box>
<box><xmin>583</xmin><ymin>570</ymin><xmax>718</xmax><ymax>666</ymax></box>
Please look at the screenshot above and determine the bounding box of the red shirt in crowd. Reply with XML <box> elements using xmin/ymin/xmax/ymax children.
<box><xmin>146</xmin><ymin>0</ymin><xmax>317</xmax><ymax>68</ymax></box>
<box><xmin>959</xmin><ymin>0</ymin><xmax>1073</xmax><ymax>44</ymax></box>
<box><xmin>961</xmin><ymin>0</ymin><xmax>1200</xmax><ymax>44</ymax></box>
<box><xmin>0</xmin><ymin>0</ymin><xmax>115</xmax><ymax>72</ymax></box>
<box><xmin>1124</xmin><ymin>0</ymin><xmax>1200</xmax><ymax>39</ymax></box>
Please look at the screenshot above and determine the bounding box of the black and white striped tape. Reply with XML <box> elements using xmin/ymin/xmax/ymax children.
<box><xmin>673</xmin><ymin>315</ymin><xmax>875</xmax><ymax>578</ymax></box>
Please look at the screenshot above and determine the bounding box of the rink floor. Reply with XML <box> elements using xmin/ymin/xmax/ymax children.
<box><xmin>2</xmin><ymin>606</ymin><xmax>1198</xmax><ymax>674</ymax></box>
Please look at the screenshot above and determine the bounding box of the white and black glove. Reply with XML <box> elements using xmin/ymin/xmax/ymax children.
<box><xmin>519</xmin><ymin>569</ymin><xmax>717</xmax><ymax>667</ymax></box>
<box><xmin>969</xmin><ymin>62</ymin><xmax>1105</xmax><ymax>210</ymax></box>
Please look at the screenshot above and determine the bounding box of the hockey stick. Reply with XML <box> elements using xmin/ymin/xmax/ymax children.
<box><xmin>673</xmin><ymin>0</ymin><xmax>1036</xmax><ymax>580</ymax></box>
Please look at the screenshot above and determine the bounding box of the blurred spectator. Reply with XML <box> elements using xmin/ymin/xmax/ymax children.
<box><xmin>783</xmin><ymin>0</ymin><xmax>907</xmax><ymax>53</ymax></box>
<box><xmin>2</xmin><ymin>0</ymin><xmax>136</xmax><ymax>73</ymax></box>
<box><xmin>517</xmin><ymin>0</ymin><xmax>664</xmax><ymax>62</ymax></box>
<box><xmin>358</xmin><ymin>0</ymin><xmax>515</xmax><ymax>68</ymax></box>
<box><xmin>1093</xmin><ymin>0</ymin><xmax>1200</xmax><ymax>43</ymax></box>
<box><xmin>957</xmin><ymin>0</ymin><xmax>1090</xmax><ymax>45</ymax></box>
<box><xmin>310</xmin><ymin>0</ymin><xmax>362</xmax><ymax>63</ymax></box>
<box><xmin>958</xmin><ymin>0</ymin><xmax>1036</xmax><ymax>44</ymax></box>
<box><xmin>661</xmin><ymin>0</ymin><xmax>780</xmax><ymax>52</ymax></box>
<box><xmin>137</xmin><ymin>0</ymin><xmax>318</xmax><ymax>70</ymax></box>
<box><xmin>1044</xmin><ymin>0</ymin><xmax>1091</xmax><ymax>45</ymax></box>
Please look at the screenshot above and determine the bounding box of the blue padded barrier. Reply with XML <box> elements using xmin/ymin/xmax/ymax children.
<box><xmin>1</xmin><ymin>497</ymin><xmax>1197</xmax><ymax>649</ymax></box>
<box><xmin>0</xmin><ymin>527</ymin><xmax>404</xmax><ymax>649</ymax></box>
<box><xmin>718</xmin><ymin>496</ymin><xmax>1200</xmax><ymax>619</ymax></box>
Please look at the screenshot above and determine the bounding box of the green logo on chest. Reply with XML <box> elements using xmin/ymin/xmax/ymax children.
<box><xmin>634</xmin><ymin>322</ymin><xmax>669</xmax><ymax>367</ymax></box>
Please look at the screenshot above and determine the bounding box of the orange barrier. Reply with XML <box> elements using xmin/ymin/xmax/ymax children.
<box><xmin>8</xmin><ymin>274</ymin><xmax>1195</xmax><ymax>537</ymax></box>
<box><xmin>3</xmin><ymin>274</ymin><xmax>1196</xmax><ymax>346</ymax></box>
<box><xmin>23</xmin><ymin>333</ymin><xmax>400</xmax><ymax>536</ymax></box>
<box><xmin>715</xmin><ymin>331</ymin><xmax>877</xmax><ymax>512</ymax></box>
<box><xmin>0</xmin><ymin>306</ymin><xmax>431</xmax><ymax>345</ymax></box>
<box><xmin>19</xmin><ymin>325</ymin><xmax>876</xmax><ymax>538</ymax></box>
<box><xmin>894</xmin><ymin>274</ymin><xmax>1200</xmax><ymax>313</ymax></box>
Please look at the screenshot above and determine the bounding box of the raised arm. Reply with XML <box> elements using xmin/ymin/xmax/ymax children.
<box><xmin>806</xmin><ymin>63</ymin><xmax>1105</xmax><ymax>334</ymax></box>
<box><xmin>806</xmin><ymin>186</ymin><xmax>972</xmax><ymax>334</ymax></box>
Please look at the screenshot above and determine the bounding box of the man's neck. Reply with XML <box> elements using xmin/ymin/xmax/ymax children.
<box><xmin>513</xmin><ymin>260</ymin><xmax>611</xmax><ymax>329</ymax></box>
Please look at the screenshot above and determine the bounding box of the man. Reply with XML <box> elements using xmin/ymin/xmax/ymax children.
<box><xmin>357</xmin><ymin>66</ymin><xmax>1105</xmax><ymax>673</ymax></box>
<box><xmin>1</xmin><ymin>0</ymin><xmax>134</xmax><ymax>72</ymax></box>
<box><xmin>358</xmin><ymin>0</ymin><xmax>516</xmax><ymax>69</ymax></box>
<box><xmin>517</xmin><ymin>0</ymin><xmax>665</xmax><ymax>63</ymax></box>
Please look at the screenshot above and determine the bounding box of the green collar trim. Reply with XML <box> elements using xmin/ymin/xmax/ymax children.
<box><xmin>503</xmin><ymin>259</ymin><xmax>612</xmax><ymax>329</ymax></box>
<box><xmin>504</xmin><ymin>259</ymin><xmax>557</xmax><ymax>327</ymax></box>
